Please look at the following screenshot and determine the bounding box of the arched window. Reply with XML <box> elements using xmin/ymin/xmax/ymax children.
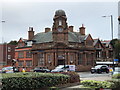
<box><xmin>59</xmin><ymin>20</ymin><xmax>62</xmax><ymax>25</ymax></box>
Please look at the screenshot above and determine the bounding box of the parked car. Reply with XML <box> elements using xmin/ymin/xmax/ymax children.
<box><xmin>2</xmin><ymin>66</ymin><xmax>19</xmax><ymax>73</ymax></box>
<box><xmin>91</xmin><ymin>65</ymin><xmax>109</xmax><ymax>74</ymax></box>
<box><xmin>33</xmin><ymin>67</ymin><xmax>50</xmax><ymax>72</ymax></box>
<box><xmin>51</xmin><ymin>65</ymin><xmax>75</xmax><ymax>72</ymax></box>
<box><xmin>112</xmin><ymin>67</ymin><xmax>120</xmax><ymax>75</ymax></box>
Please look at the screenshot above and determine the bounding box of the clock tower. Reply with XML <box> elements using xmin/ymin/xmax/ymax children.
<box><xmin>52</xmin><ymin>10</ymin><xmax>68</xmax><ymax>43</ymax></box>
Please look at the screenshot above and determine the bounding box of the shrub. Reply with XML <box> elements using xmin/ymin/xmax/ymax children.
<box><xmin>107</xmin><ymin>79</ymin><xmax>120</xmax><ymax>89</ymax></box>
<box><xmin>112</xmin><ymin>73</ymin><xmax>120</xmax><ymax>79</ymax></box>
<box><xmin>1</xmin><ymin>72</ymin><xmax>69</xmax><ymax>89</ymax></box>
<box><xmin>60</xmin><ymin>71</ymin><xmax>80</xmax><ymax>83</ymax></box>
<box><xmin>81</xmin><ymin>80</ymin><xmax>114</xmax><ymax>89</ymax></box>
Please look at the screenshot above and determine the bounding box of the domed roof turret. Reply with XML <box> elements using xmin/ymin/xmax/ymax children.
<box><xmin>55</xmin><ymin>9</ymin><xmax>66</xmax><ymax>16</ymax></box>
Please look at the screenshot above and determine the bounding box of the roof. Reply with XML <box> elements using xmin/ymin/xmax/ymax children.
<box><xmin>55</xmin><ymin>10</ymin><xmax>66</xmax><ymax>16</ymax></box>
<box><xmin>68</xmin><ymin>32</ymin><xmax>87</xmax><ymax>42</ymax></box>
<box><xmin>33</xmin><ymin>31</ymin><xmax>53</xmax><ymax>43</ymax></box>
<box><xmin>93</xmin><ymin>39</ymin><xmax>99</xmax><ymax>46</ymax></box>
<box><xmin>32</xmin><ymin>31</ymin><xmax>88</xmax><ymax>43</ymax></box>
<box><xmin>101</xmin><ymin>40</ymin><xmax>111</xmax><ymax>47</ymax></box>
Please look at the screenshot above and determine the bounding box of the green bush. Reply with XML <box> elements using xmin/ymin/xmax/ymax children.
<box><xmin>107</xmin><ymin>79</ymin><xmax>120</xmax><ymax>89</ymax></box>
<box><xmin>60</xmin><ymin>71</ymin><xmax>80</xmax><ymax>83</ymax></box>
<box><xmin>112</xmin><ymin>73</ymin><xmax>120</xmax><ymax>79</ymax></box>
<box><xmin>1</xmin><ymin>72</ymin><xmax>69</xmax><ymax>89</ymax></box>
<box><xmin>81</xmin><ymin>80</ymin><xmax>114</xmax><ymax>89</ymax></box>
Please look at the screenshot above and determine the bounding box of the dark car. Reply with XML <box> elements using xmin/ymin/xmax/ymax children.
<box><xmin>91</xmin><ymin>65</ymin><xmax>109</xmax><ymax>74</ymax></box>
<box><xmin>33</xmin><ymin>67</ymin><xmax>50</xmax><ymax>72</ymax></box>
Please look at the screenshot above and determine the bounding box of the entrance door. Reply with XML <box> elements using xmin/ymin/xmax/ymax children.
<box><xmin>58</xmin><ymin>60</ymin><xmax>65</xmax><ymax>65</ymax></box>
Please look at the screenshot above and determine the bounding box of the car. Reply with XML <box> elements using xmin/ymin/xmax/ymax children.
<box><xmin>51</xmin><ymin>65</ymin><xmax>75</xmax><ymax>72</ymax></box>
<box><xmin>112</xmin><ymin>67</ymin><xmax>120</xmax><ymax>75</ymax></box>
<box><xmin>2</xmin><ymin>66</ymin><xmax>19</xmax><ymax>73</ymax></box>
<box><xmin>33</xmin><ymin>67</ymin><xmax>50</xmax><ymax>72</ymax></box>
<box><xmin>91</xmin><ymin>65</ymin><xmax>109</xmax><ymax>74</ymax></box>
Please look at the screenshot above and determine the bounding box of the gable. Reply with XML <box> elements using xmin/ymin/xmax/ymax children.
<box><xmin>94</xmin><ymin>39</ymin><xmax>104</xmax><ymax>49</ymax></box>
<box><xmin>85</xmin><ymin>34</ymin><xmax>94</xmax><ymax>46</ymax></box>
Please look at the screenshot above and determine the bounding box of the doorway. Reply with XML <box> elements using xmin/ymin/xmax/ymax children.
<box><xmin>58</xmin><ymin>59</ymin><xmax>65</xmax><ymax>65</ymax></box>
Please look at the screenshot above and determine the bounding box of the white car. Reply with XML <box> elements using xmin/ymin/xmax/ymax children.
<box><xmin>112</xmin><ymin>67</ymin><xmax>120</xmax><ymax>75</ymax></box>
<box><xmin>2</xmin><ymin>66</ymin><xmax>19</xmax><ymax>73</ymax></box>
<box><xmin>51</xmin><ymin>65</ymin><xmax>75</xmax><ymax>72</ymax></box>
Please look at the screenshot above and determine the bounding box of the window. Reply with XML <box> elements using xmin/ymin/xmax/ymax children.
<box><xmin>48</xmin><ymin>55</ymin><xmax>51</xmax><ymax>63</ymax></box>
<box><xmin>86</xmin><ymin>53</ymin><xmax>91</xmax><ymax>65</ymax></box>
<box><xmin>96</xmin><ymin>51</ymin><xmax>101</xmax><ymax>58</ymax></box>
<box><xmin>78</xmin><ymin>53</ymin><xmax>82</xmax><ymax>65</ymax></box>
<box><xmin>18</xmin><ymin>52</ymin><xmax>24</xmax><ymax>58</ymax></box>
<box><xmin>70</xmin><ymin>55</ymin><xmax>74</xmax><ymax>63</ymax></box>
<box><xmin>18</xmin><ymin>43</ymin><xmax>23</xmax><ymax>47</ymax></box>
<box><xmin>58</xmin><ymin>20</ymin><xmax>62</xmax><ymax>25</ymax></box>
<box><xmin>38</xmin><ymin>53</ymin><xmax>44</xmax><ymax>66</ymax></box>
<box><xmin>8</xmin><ymin>55</ymin><xmax>11</xmax><ymax>59</ymax></box>
<box><xmin>99</xmin><ymin>51</ymin><xmax>101</xmax><ymax>58</ymax></box>
<box><xmin>26</xmin><ymin>51</ymin><xmax>32</xmax><ymax>58</ymax></box>
<box><xmin>8</xmin><ymin>47</ymin><xmax>11</xmax><ymax>52</ymax></box>
<box><xmin>26</xmin><ymin>60</ymin><xmax>32</xmax><ymax>67</ymax></box>
<box><xmin>18</xmin><ymin>61</ymin><xmax>24</xmax><ymax>67</ymax></box>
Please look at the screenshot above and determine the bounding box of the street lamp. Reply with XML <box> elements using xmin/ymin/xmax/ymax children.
<box><xmin>102</xmin><ymin>15</ymin><xmax>114</xmax><ymax>69</ymax></box>
<box><xmin>102</xmin><ymin>15</ymin><xmax>113</xmax><ymax>40</ymax></box>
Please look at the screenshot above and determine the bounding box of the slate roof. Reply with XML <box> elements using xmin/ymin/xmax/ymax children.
<box><xmin>93</xmin><ymin>39</ymin><xmax>99</xmax><ymax>46</ymax></box>
<box><xmin>32</xmin><ymin>31</ymin><xmax>87</xmax><ymax>43</ymax></box>
<box><xmin>33</xmin><ymin>32</ymin><xmax>53</xmax><ymax>43</ymax></box>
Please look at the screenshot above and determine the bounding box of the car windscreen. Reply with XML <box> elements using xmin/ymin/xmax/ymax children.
<box><xmin>2</xmin><ymin>67</ymin><xmax>13</xmax><ymax>70</ymax></box>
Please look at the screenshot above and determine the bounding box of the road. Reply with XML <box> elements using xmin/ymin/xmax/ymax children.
<box><xmin>77</xmin><ymin>71</ymin><xmax>112</xmax><ymax>81</ymax></box>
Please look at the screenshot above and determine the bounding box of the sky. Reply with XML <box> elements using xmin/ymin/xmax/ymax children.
<box><xmin>0</xmin><ymin>0</ymin><xmax>120</xmax><ymax>43</ymax></box>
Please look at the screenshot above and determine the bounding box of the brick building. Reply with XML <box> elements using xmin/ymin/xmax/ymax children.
<box><xmin>15</xmin><ymin>10</ymin><xmax>96</xmax><ymax>71</ymax></box>
<box><xmin>0</xmin><ymin>44</ymin><xmax>16</xmax><ymax>68</ymax></box>
<box><xmin>15</xmin><ymin>38</ymin><xmax>33</xmax><ymax>71</ymax></box>
<box><xmin>94</xmin><ymin>39</ymin><xmax>113</xmax><ymax>62</ymax></box>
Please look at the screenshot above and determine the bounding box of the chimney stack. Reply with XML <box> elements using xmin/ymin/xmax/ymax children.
<box><xmin>45</xmin><ymin>27</ymin><xmax>51</xmax><ymax>33</ymax></box>
<box><xmin>28</xmin><ymin>27</ymin><xmax>34</xmax><ymax>40</ymax></box>
<box><xmin>79</xmin><ymin>24</ymin><xmax>85</xmax><ymax>35</ymax></box>
<box><xmin>69</xmin><ymin>26</ymin><xmax>73</xmax><ymax>32</ymax></box>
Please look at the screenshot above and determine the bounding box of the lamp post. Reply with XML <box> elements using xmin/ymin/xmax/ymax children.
<box><xmin>102</xmin><ymin>15</ymin><xmax>114</xmax><ymax>69</ymax></box>
<box><xmin>102</xmin><ymin>15</ymin><xmax>113</xmax><ymax>40</ymax></box>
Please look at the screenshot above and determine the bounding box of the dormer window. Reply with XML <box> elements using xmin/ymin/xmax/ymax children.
<box><xmin>59</xmin><ymin>20</ymin><xmax>62</xmax><ymax>25</ymax></box>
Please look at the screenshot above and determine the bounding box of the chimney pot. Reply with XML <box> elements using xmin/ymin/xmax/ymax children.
<box><xmin>28</xmin><ymin>27</ymin><xmax>34</xmax><ymax>40</ymax></box>
<box><xmin>79</xmin><ymin>24</ymin><xmax>85</xmax><ymax>35</ymax></box>
<box><xmin>45</xmin><ymin>28</ymin><xmax>51</xmax><ymax>33</ymax></box>
<box><xmin>69</xmin><ymin>26</ymin><xmax>73</xmax><ymax>32</ymax></box>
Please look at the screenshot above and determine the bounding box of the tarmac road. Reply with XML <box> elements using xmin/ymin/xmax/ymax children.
<box><xmin>78</xmin><ymin>71</ymin><xmax>112</xmax><ymax>81</ymax></box>
<box><xmin>60</xmin><ymin>72</ymin><xmax>112</xmax><ymax>90</ymax></box>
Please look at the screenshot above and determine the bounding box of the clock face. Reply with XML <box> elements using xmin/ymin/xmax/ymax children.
<box><xmin>57</xmin><ymin>27</ymin><xmax>63</xmax><ymax>32</ymax></box>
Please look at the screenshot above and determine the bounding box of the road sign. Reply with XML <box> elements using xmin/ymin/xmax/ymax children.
<box><xmin>114</xmin><ymin>59</ymin><xmax>119</xmax><ymax>62</ymax></box>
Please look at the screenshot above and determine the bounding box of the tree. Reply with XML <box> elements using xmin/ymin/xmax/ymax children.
<box><xmin>110</xmin><ymin>39</ymin><xmax>119</xmax><ymax>49</ymax></box>
<box><xmin>8</xmin><ymin>40</ymin><xmax>18</xmax><ymax>45</ymax></box>
<box><xmin>114</xmin><ymin>43</ymin><xmax>120</xmax><ymax>60</ymax></box>
<box><xmin>110</xmin><ymin>39</ymin><xmax>120</xmax><ymax>62</ymax></box>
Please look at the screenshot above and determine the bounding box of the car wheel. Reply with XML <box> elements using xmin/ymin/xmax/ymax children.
<box><xmin>97</xmin><ymin>70</ymin><xmax>101</xmax><ymax>74</ymax></box>
<box><xmin>106</xmin><ymin>70</ymin><xmax>109</xmax><ymax>73</ymax></box>
<box><xmin>91</xmin><ymin>72</ymin><xmax>94</xmax><ymax>74</ymax></box>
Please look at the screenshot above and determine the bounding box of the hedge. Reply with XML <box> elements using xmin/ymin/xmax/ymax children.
<box><xmin>107</xmin><ymin>79</ymin><xmax>120</xmax><ymax>89</ymax></box>
<box><xmin>112</xmin><ymin>73</ymin><xmax>120</xmax><ymax>79</ymax></box>
<box><xmin>60</xmin><ymin>71</ymin><xmax>80</xmax><ymax>83</ymax></box>
<box><xmin>81</xmin><ymin>80</ymin><xmax>114</xmax><ymax>89</ymax></box>
<box><xmin>1</xmin><ymin>72</ymin><xmax>70</xmax><ymax>90</ymax></box>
